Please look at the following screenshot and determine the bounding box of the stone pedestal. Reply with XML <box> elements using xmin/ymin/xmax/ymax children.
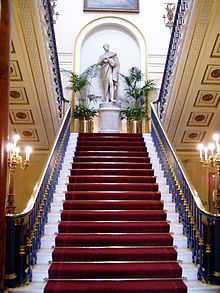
<box><xmin>99</xmin><ymin>102</ymin><xmax>121</xmax><ymax>133</ymax></box>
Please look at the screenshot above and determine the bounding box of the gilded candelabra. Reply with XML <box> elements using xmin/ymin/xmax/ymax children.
<box><xmin>50</xmin><ymin>0</ymin><xmax>60</xmax><ymax>24</ymax></box>
<box><xmin>163</xmin><ymin>3</ymin><xmax>176</xmax><ymax>32</ymax></box>
<box><xmin>6</xmin><ymin>134</ymin><xmax>32</xmax><ymax>214</ymax></box>
<box><xmin>197</xmin><ymin>133</ymin><xmax>220</xmax><ymax>213</ymax></box>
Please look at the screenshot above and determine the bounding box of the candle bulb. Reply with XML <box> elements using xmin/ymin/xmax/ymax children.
<box><xmin>13</xmin><ymin>134</ymin><xmax>20</xmax><ymax>148</ymax></box>
<box><xmin>208</xmin><ymin>143</ymin><xmax>215</xmax><ymax>157</ymax></box>
<box><xmin>15</xmin><ymin>146</ymin><xmax>20</xmax><ymax>157</ymax></box>
<box><xmin>7</xmin><ymin>143</ymin><xmax>14</xmax><ymax>159</ymax></box>
<box><xmin>204</xmin><ymin>147</ymin><xmax>208</xmax><ymax>161</ymax></box>
<box><xmin>197</xmin><ymin>144</ymin><xmax>204</xmax><ymax>161</ymax></box>
<box><xmin>213</xmin><ymin>133</ymin><xmax>220</xmax><ymax>153</ymax></box>
<box><xmin>25</xmin><ymin>146</ymin><xmax>32</xmax><ymax>161</ymax></box>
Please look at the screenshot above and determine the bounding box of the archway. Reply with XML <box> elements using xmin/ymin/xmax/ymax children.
<box><xmin>73</xmin><ymin>17</ymin><xmax>147</xmax><ymax>106</ymax></box>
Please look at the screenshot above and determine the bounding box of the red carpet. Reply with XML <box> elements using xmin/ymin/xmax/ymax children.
<box><xmin>44</xmin><ymin>133</ymin><xmax>187</xmax><ymax>293</ymax></box>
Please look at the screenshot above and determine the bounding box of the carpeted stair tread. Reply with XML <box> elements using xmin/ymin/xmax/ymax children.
<box><xmin>77</xmin><ymin>136</ymin><xmax>144</xmax><ymax>141</ymax></box>
<box><xmin>76</xmin><ymin>146</ymin><xmax>147</xmax><ymax>151</ymax></box>
<box><xmin>68</xmin><ymin>175</ymin><xmax>156</xmax><ymax>183</ymax></box>
<box><xmin>71</xmin><ymin>162</ymin><xmax>152</xmax><ymax>169</ymax></box>
<box><xmin>75</xmin><ymin>151</ymin><xmax>148</xmax><ymax>157</ymax></box>
<box><xmin>58</xmin><ymin>221</ymin><xmax>169</xmax><ymax>233</ymax></box>
<box><xmin>52</xmin><ymin>247</ymin><xmax>177</xmax><ymax>261</ymax></box>
<box><xmin>67</xmin><ymin>182</ymin><xmax>158</xmax><ymax>192</ymax></box>
<box><xmin>70</xmin><ymin>169</ymin><xmax>154</xmax><ymax>176</ymax></box>
<box><xmin>78</xmin><ymin>133</ymin><xmax>143</xmax><ymax>137</ymax></box>
<box><xmin>44</xmin><ymin>279</ymin><xmax>187</xmax><ymax>293</ymax></box>
<box><xmin>65</xmin><ymin>191</ymin><xmax>161</xmax><ymax>200</ymax></box>
<box><xmin>74</xmin><ymin>156</ymin><xmax>150</xmax><ymax>163</ymax></box>
<box><xmin>48</xmin><ymin>262</ymin><xmax>182</xmax><ymax>279</ymax></box>
<box><xmin>55</xmin><ymin>233</ymin><xmax>173</xmax><ymax>246</ymax></box>
<box><xmin>44</xmin><ymin>133</ymin><xmax>186</xmax><ymax>293</ymax></box>
<box><xmin>76</xmin><ymin>141</ymin><xmax>146</xmax><ymax>146</ymax></box>
<box><xmin>61</xmin><ymin>210</ymin><xmax>167</xmax><ymax>221</ymax></box>
<box><xmin>63</xmin><ymin>199</ymin><xmax>163</xmax><ymax>210</ymax></box>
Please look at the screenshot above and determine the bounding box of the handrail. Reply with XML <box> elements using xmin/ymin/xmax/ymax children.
<box><xmin>5</xmin><ymin>107</ymin><xmax>71</xmax><ymax>287</ymax></box>
<box><xmin>151</xmin><ymin>105</ymin><xmax>215</xmax><ymax>217</ymax></box>
<box><xmin>20</xmin><ymin>106</ymin><xmax>71</xmax><ymax>216</ymax></box>
<box><xmin>151</xmin><ymin>103</ymin><xmax>220</xmax><ymax>284</ymax></box>
<box><xmin>41</xmin><ymin>0</ymin><xmax>68</xmax><ymax>118</ymax></box>
<box><xmin>155</xmin><ymin>0</ymin><xmax>192</xmax><ymax>119</ymax></box>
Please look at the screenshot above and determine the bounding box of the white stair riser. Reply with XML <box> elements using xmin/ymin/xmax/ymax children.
<box><xmin>32</xmin><ymin>270</ymin><xmax>48</xmax><ymax>282</ymax></box>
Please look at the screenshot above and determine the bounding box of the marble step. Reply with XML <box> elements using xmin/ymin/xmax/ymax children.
<box><xmin>30</xmin><ymin>261</ymin><xmax>197</xmax><ymax>282</ymax></box>
<box><xmin>44</xmin><ymin>219</ymin><xmax>183</xmax><ymax>235</ymax></box>
<box><xmin>46</xmin><ymin>209</ymin><xmax>180</xmax><ymax>224</ymax></box>
<box><xmin>49</xmin><ymin>201</ymin><xmax>176</xmax><ymax>214</ymax></box>
<box><xmin>36</xmin><ymin>246</ymin><xmax>192</xmax><ymax>265</ymax></box>
<box><xmin>40</xmin><ymin>232</ymin><xmax>188</xmax><ymax>249</ymax></box>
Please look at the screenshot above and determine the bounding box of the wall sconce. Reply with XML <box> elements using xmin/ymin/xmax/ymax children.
<box><xmin>6</xmin><ymin>134</ymin><xmax>32</xmax><ymax>214</ymax></box>
<box><xmin>163</xmin><ymin>2</ymin><xmax>176</xmax><ymax>32</ymax></box>
<box><xmin>50</xmin><ymin>0</ymin><xmax>60</xmax><ymax>24</ymax></box>
<box><xmin>197</xmin><ymin>133</ymin><xmax>220</xmax><ymax>213</ymax></box>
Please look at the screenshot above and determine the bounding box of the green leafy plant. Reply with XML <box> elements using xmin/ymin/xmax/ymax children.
<box><xmin>70</xmin><ymin>64</ymin><xmax>100</xmax><ymax>120</ymax></box>
<box><xmin>120</xmin><ymin>107</ymin><xmax>145</xmax><ymax>121</ymax></box>
<box><xmin>69</xmin><ymin>72</ymin><xmax>88</xmax><ymax>95</ymax></box>
<box><xmin>73</xmin><ymin>105</ymin><xmax>97</xmax><ymax>120</ymax></box>
<box><xmin>69</xmin><ymin>63</ymin><xmax>100</xmax><ymax>104</ymax></box>
<box><xmin>120</xmin><ymin>67</ymin><xmax>156</xmax><ymax>120</ymax></box>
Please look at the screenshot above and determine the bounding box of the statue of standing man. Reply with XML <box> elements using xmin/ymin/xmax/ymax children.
<box><xmin>98</xmin><ymin>44</ymin><xmax>120</xmax><ymax>103</ymax></box>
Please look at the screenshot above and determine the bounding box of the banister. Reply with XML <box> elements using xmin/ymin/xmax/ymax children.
<box><xmin>41</xmin><ymin>0</ymin><xmax>68</xmax><ymax>119</ymax></box>
<box><xmin>5</xmin><ymin>107</ymin><xmax>72</xmax><ymax>287</ymax></box>
<box><xmin>20</xmin><ymin>106</ymin><xmax>71</xmax><ymax>216</ymax></box>
<box><xmin>155</xmin><ymin>0</ymin><xmax>192</xmax><ymax>119</ymax></box>
<box><xmin>151</xmin><ymin>104</ymin><xmax>215</xmax><ymax>217</ymax></box>
<box><xmin>151</xmin><ymin>103</ymin><xmax>220</xmax><ymax>284</ymax></box>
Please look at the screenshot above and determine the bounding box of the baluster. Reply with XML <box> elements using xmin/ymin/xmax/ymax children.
<box><xmin>16</xmin><ymin>218</ymin><xmax>26</xmax><ymax>284</ymax></box>
<box><xmin>204</xmin><ymin>218</ymin><xmax>213</xmax><ymax>282</ymax></box>
<box><xmin>213</xmin><ymin>219</ymin><xmax>220</xmax><ymax>284</ymax></box>
<box><xmin>197</xmin><ymin>212</ymin><xmax>205</xmax><ymax>281</ymax></box>
<box><xmin>26</xmin><ymin>234</ymin><xmax>33</xmax><ymax>282</ymax></box>
<box><xmin>5</xmin><ymin>216</ymin><xmax>17</xmax><ymax>287</ymax></box>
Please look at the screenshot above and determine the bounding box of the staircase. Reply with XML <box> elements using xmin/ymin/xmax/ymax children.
<box><xmin>9</xmin><ymin>133</ymin><xmax>220</xmax><ymax>293</ymax></box>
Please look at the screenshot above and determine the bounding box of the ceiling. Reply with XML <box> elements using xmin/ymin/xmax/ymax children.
<box><xmin>9</xmin><ymin>0</ymin><xmax>61</xmax><ymax>152</ymax></box>
<box><xmin>162</xmin><ymin>0</ymin><xmax>220</xmax><ymax>155</ymax></box>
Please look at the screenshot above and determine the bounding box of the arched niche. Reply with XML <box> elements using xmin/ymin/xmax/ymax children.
<box><xmin>73</xmin><ymin>17</ymin><xmax>147</xmax><ymax>105</ymax></box>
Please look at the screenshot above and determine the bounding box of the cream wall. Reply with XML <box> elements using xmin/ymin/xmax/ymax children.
<box><xmin>55</xmin><ymin>0</ymin><xmax>175</xmax><ymax>85</ymax></box>
<box><xmin>14</xmin><ymin>152</ymin><xmax>49</xmax><ymax>213</ymax></box>
<box><xmin>180</xmin><ymin>154</ymin><xmax>209</xmax><ymax>207</ymax></box>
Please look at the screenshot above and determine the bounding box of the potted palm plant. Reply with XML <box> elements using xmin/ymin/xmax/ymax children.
<box><xmin>120</xmin><ymin>67</ymin><xmax>155</xmax><ymax>133</ymax></box>
<box><xmin>70</xmin><ymin>69</ymin><xmax>97</xmax><ymax>132</ymax></box>
<box><xmin>73</xmin><ymin>104</ymin><xmax>97</xmax><ymax>132</ymax></box>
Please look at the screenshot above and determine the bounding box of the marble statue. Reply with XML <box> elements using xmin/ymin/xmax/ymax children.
<box><xmin>98</xmin><ymin>44</ymin><xmax>120</xmax><ymax>103</ymax></box>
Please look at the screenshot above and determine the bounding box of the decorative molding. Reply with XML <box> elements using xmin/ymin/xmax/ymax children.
<box><xmin>11</xmin><ymin>41</ymin><xmax>16</xmax><ymax>54</ymax></box>
<box><xmin>211</xmin><ymin>33</ymin><xmax>220</xmax><ymax>58</ymax></box>
<box><xmin>181</xmin><ymin>130</ymin><xmax>206</xmax><ymax>143</ymax></box>
<box><xmin>187</xmin><ymin>111</ymin><xmax>213</xmax><ymax>127</ymax></box>
<box><xmin>18</xmin><ymin>128</ymin><xmax>39</xmax><ymax>142</ymax></box>
<box><xmin>10</xmin><ymin>60</ymin><xmax>23</xmax><ymax>81</ymax></box>
<box><xmin>74</xmin><ymin>16</ymin><xmax>147</xmax><ymax>75</ymax></box>
<box><xmin>202</xmin><ymin>64</ymin><xmax>220</xmax><ymax>84</ymax></box>
<box><xmin>194</xmin><ymin>90</ymin><xmax>220</xmax><ymax>107</ymax></box>
<box><xmin>9</xmin><ymin>109</ymin><xmax>35</xmax><ymax>125</ymax></box>
<box><xmin>9</xmin><ymin>87</ymin><xmax>29</xmax><ymax>105</ymax></box>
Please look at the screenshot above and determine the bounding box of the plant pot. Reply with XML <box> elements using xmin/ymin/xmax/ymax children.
<box><xmin>127</xmin><ymin>120</ymin><xmax>142</xmax><ymax>133</ymax></box>
<box><xmin>74</xmin><ymin>119</ymin><xmax>93</xmax><ymax>133</ymax></box>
